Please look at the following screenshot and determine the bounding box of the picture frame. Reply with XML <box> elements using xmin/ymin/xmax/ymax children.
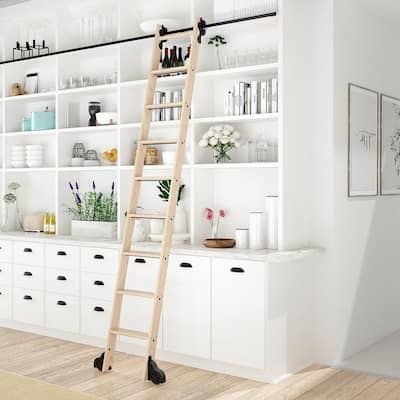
<box><xmin>24</xmin><ymin>72</ymin><xmax>39</xmax><ymax>95</ymax></box>
<box><xmin>348</xmin><ymin>83</ymin><xmax>379</xmax><ymax>197</ymax></box>
<box><xmin>380</xmin><ymin>94</ymin><xmax>400</xmax><ymax>195</ymax></box>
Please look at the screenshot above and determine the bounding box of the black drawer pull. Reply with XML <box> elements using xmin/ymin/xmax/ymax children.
<box><xmin>94</xmin><ymin>280</ymin><xmax>104</xmax><ymax>286</ymax></box>
<box><xmin>57</xmin><ymin>275</ymin><xmax>67</xmax><ymax>281</ymax></box>
<box><xmin>94</xmin><ymin>254</ymin><xmax>104</xmax><ymax>260</ymax></box>
<box><xmin>24</xmin><ymin>271</ymin><xmax>32</xmax><ymax>277</ymax></box>
<box><xmin>134</xmin><ymin>258</ymin><xmax>146</xmax><ymax>263</ymax></box>
<box><xmin>0</xmin><ymin>269</ymin><xmax>2</xmax><ymax>273</ymax></box>
<box><xmin>57</xmin><ymin>300</ymin><xmax>67</xmax><ymax>306</ymax></box>
<box><xmin>57</xmin><ymin>251</ymin><xmax>67</xmax><ymax>256</ymax></box>
<box><xmin>24</xmin><ymin>248</ymin><xmax>32</xmax><ymax>253</ymax></box>
<box><xmin>180</xmin><ymin>262</ymin><xmax>192</xmax><ymax>268</ymax></box>
<box><xmin>24</xmin><ymin>295</ymin><xmax>32</xmax><ymax>300</ymax></box>
<box><xmin>94</xmin><ymin>306</ymin><xmax>104</xmax><ymax>312</ymax></box>
<box><xmin>230</xmin><ymin>267</ymin><xmax>245</xmax><ymax>273</ymax></box>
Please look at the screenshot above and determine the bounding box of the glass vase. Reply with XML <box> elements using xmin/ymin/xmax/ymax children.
<box><xmin>213</xmin><ymin>148</ymin><xmax>231</xmax><ymax>163</ymax></box>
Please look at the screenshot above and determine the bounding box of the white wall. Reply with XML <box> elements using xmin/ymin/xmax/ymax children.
<box><xmin>314</xmin><ymin>0</ymin><xmax>400</xmax><ymax>365</ymax></box>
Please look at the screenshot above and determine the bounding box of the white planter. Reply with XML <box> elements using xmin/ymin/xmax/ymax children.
<box><xmin>71</xmin><ymin>220</ymin><xmax>117</xmax><ymax>239</ymax></box>
<box><xmin>174</xmin><ymin>205</ymin><xmax>187</xmax><ymax>234</ymax></box>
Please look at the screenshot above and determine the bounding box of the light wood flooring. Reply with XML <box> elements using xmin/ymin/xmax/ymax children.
<box><xmin>0</xmin><ymin>327</ymin><xmax>399</xmax><ymax>400</ymax></box>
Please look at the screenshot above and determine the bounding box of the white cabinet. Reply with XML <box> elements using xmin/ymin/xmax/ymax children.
<box><xmin>13</xmin><ymin>241</ymin><xmax>44</xmax><ymax>266</ymax></box>
<box><xmin>0</xmin><ymin>263</ymin><xmax>12</xmax><ymax>286</ymax></box>
<box><xmin>0</xmin><ymin>241</ymin><xmax>12</xmax><ymax>262</ymax></box>
<box><xmin>0</xmin><ymin>286</ymin><xmax>12</xmax><ymax>320</ymax></box>
<box><xmin>13</xmin><ymin>287</ymin><xmax>44</xmax><ymax>326</ymax></box>
<box><xmin>212</xmin><ymin>258</ymin><xmax>265</xmax><ymax>370</ymax></box>
<box><xmin>81</xmin><ymin>272</ymin><xmax>116</xmax><ymax>301</ymax></box>
<box><xmin>45</xmin><ymin>293</ymin><xmax>80</xmax><ymax>333</ymax></box>
<box><xmin>81</xmin><ymin>298</ymin><xmax>112</xmax><ymax>338</ymax></box>
<box><xmin>14</xmin><ymin>264</ymin><xmax>44</xmax><ymax>291</ymax></box>
<box><xmin>163</xmin><ymin>255</ymin><xmax>211</xmax><ymax>359</ymax></box>
<box><xmin>46</xmin><ymin>268</ymin><xmax>80</xmax><ymax>296</ymax></box>
<box><xmin>81</xmin><ymin>247</ymin><xmax>119</xmax><ymax>275</ymax></box>
<box><xmin>45</xmin><ymin>244</ymin><xmax>80</xmax><ymax>270</ymax></box>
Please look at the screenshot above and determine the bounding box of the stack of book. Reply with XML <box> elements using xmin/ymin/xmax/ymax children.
<box><xmin>224</xmin><ymin>77</ymin><xmax>278</xmax><ymax>116</ymax></box>
<box><xmin>152</xmin><ymin>90</ymin><xmax>183</xmax><ymax>122</ymax></box>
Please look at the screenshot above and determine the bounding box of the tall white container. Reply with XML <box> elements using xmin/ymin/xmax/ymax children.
<box><xmin>249</xmin><ymin>212</ymin><xmax>264</xmax><ymax>250</ymax></box>
<box><xmin>265</xmin><ymin>196</ymin><xmax>278</xmax><ymax>249</ymax></box>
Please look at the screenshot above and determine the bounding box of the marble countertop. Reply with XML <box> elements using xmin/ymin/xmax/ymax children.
<box><xmin>0</xmin><ymin>232</ymin><xmax>320</xmax><ymax>262</ymax></box>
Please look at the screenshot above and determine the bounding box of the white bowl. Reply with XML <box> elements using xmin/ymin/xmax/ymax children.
<box><xmin>26</xmin><ymin>158</ymin><xmax>43</xmax><ymax>163</ymax></box>
<box><xmin>83</xmin><ymin>160</ymin><xmax>100</xmax><ymax>167</ymax></box>
<box><xmin>71</xmin><ymin>158</ymin><xmax>84</xmax><ymax>167</ymax></box>
<box><xmin>25</xmin><ymin>145</ymin><xmax>43</xmax><ymax>151</ymax></box>
<box><xmin>96</xmin><ymin>112</ymin><xmax>117</xmax><ymax>125</ymax></box>
<box><xmin>26</xmin><ymin>150</ymin><xmax>43</xmax><ymax>158</ymax></box>
<box><xmin>140</xmin><ymin>18</ymin><xmax>181</xmax><ymax>34</ymax></box>
<box><xmin>11</xmin><ymin>160</ymin><xmax>26</xmax><ymax>168</ymax></box>
<box><xmin>11</xmin><ymin>154</ymin><xmax>26</xmax><ymax>160</ymax></box>
<box><xmin>26</xmin><ymin>160</ymin><xmax>43</xmax><ymax>168</ymax></box>
<box><xmin>12</xmin><ymin>145</ymin><xmax>25</xmax><ymax>151</ymax></box>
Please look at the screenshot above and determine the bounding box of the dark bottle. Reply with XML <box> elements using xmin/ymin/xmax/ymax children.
<box><xmin>159</xmin><ymin>49</ymin><xmax>163</xmax><ymax>67</ymax></box>
<box><xmin>177</xmin><ymin>47</ymin><xmax>184</xmax><ymax>67</ymax></box>
<box><xmin>162</xmin><ymin>48</ymin><xmax>170</xmax><ymax>69</ymax></box>
<box><xmin>170</xmin><ymin>46</ymin><xmax>178</xmax><ymax>68</ymax></box>
<box><xmin>184</xmin><ymin>46</ymin><xmax>191</xmax><ymax>65</ymax></box>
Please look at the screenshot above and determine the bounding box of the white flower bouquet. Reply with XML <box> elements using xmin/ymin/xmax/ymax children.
<box><xmin>198</xmin><ymin>125</ymin><xmax>240</xmax><ymax>163</ymax></box>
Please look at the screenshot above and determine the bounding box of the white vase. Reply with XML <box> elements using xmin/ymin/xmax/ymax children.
<box><xmin>235</xmin><ymin>228</ymin><xmax>249</xmax><ymax>249</ymax></box>
<box><xmin>249</xmin><ymin>212</ymin><xmax>265</xmax><ymax>250</ymax></box>
<box><xmin>150</xmin><ymin>211</ymin><xmax>165</xmax><ymax>235</ymax></box>
<box><xmin>174</xmin><ymin>204</ymin><xmax>187</xmax><ymax>234</ymax></box>
<box><xmin>265</xmin><ymin>196</ymin><xmax>278</xmax><ymax>249</ymax></box>
<box><xmin>71</xmin><ymin>220</ymin><xmax>117</xmax><ymax>239</ymax></box>
<box><xmin>133</xmin><ymin>220</ymin><xmax>146</xmax><ymax>242</ymax></box>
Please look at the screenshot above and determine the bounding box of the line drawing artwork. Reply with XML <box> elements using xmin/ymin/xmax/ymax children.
<box><xmin>357</xmin><ymin>129</ymin><xmax>376</xmax><ymax>151</ymax></box>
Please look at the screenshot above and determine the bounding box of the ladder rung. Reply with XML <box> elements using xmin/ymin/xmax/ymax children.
<box><xmin>140</xmin><ymin>139</ymin><xmax>178</xmax><ymax>145</ymax></box>
<box><xmin>123</xmin><ymin>250</ymin><xmax>161</xmax><ymax>259</ymax></box>
<box><xmin>152</xmin><ymin>66</ymin><xmax>188</xmax><ymax>76</ymax></box>
<box><xmin>116</xmin><ymin>289</ymin><xmax>155</xmax><ymax>299</ymax></box>
<box><xmin>128</xmin><ymin>213</ymin><xmax>166</xmax><ymax>220</ymax></box>
<box><xmin>134</xmin><ymin>176</ymin><xmax>172</xmax><ymax>182</ymax></box>
<box><xmin>146</xmin><ymin>102</ymin><xmax>183</xmax><ymax>110</ymax></box>
<box><xmin>111</xmin><ymin>328</ymin><xmax>148</xmax><ymax>340</ymax></box>
<box><xmin>158</xmin><ymin>31</ymin><xmax>192</xmax><ymax>41</ymax></box>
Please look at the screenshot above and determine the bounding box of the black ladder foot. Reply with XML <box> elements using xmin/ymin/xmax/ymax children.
<box><xmin>93</xmin><ymin>352</ymin><xmax>112</xmax><ymax>372</ymax></box>
<box><xmin>147</xmin><ymin>356</ymin><xmax>166</xmax><ymax>384</ymax></box>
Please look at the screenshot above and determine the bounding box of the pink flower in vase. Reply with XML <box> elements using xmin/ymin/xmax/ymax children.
<box><xmin>204</xmin><ymin>208</ymin><xmax>226</xmax><ymax>238</ymax></box>
<box><xmin>205</xmin><ymin>208</ymin><xmax>214</xmax><ymax>221</ymax></box>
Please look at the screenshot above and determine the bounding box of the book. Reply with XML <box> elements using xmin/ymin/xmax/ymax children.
<box><xmin>245</xmin><ymin>86</ymin><xmax>252</xmax><ymax>114</ymax></box>
<box><xmin>260</xmin><ymin>81</ymin><xmax>267</xmax><ymax>114</ymax></box>
<box><xmin>250</xmin><ymin>81</ymin><xmax>260</xmax><ymax>114</ymax></box>
<box><xmin>270</xmin><ymin>77</ymin><xmax>278</xmax><ymax>113</ymax></box>
<box><xmin>224</xmin><ymin>90</ymin><xmax>234</xmax><ymax>116</ymax></box>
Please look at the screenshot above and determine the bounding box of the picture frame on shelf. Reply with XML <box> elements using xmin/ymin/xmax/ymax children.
<box><xmin>23</xmin><ymin>72</ymin><xmax>39</xmax><ymax>94</ymax></box>
<box><xmin>348</xmin><ymin>83</ymin><xmax>379</xmax><ymax>197</ymax></box>
<box><xmin>380</xmin><ymin>94</ymin><xmax>400</xmax><ymax>195</ymax></box>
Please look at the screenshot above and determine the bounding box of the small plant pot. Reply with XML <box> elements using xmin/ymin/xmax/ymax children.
<box><xmin>71</xmin><ymin>220</ymin><xmax>117</xmax><ymax>239</ymax></box>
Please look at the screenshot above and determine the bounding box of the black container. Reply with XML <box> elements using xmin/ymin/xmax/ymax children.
<box><xmin>88</xmin><ymin>101</ymin><xmax>101</xmax><ymax>126</ymax></box>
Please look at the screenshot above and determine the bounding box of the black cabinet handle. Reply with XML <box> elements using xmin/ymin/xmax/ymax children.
<box><xmin>24</xmin><ymin>271</ymin><xmax>32</xmax><ymax>276</ymax></box>
<box><xmin>57</xmin><ymin>275</ymin><xmax>67</xmax><ymax>281</ymax></box>
<box><xmin>94</xmin><ymin>280</ymin><xmax>104</xmax><ymax>286</ymax></box>
<box><xmin>57</xmin><ymin>251</ymin><xmax>67</xmax><ymax>256</ymax></box>
<box><xmin>94</xmin><ymin>254</ymin><xmax>104</xmax><ymax>260</ymax></box>
<box><xmin>230</xmin><ymin>267</ymin><xmax>245</xmax><ymax>273</ymax></box>
<box><xmin>0</xmin><ymin>269</ymin><xmax>2</xmax><ymax>273</ymax></box>
<box><xmin>134</xmin><ymin>258</ymin><xmax>146</xmax><ymax>263</ymax></box>
<box><xmin>180</xmin><ymin>262</ymin><xmax>192</xmax><ymax>268</ymax></box>
<box><xmin>57</xmin><ymin>300</ymin><xmax>67</xmax><ymax>306</ymax></box>
<box><xmin>24</xmin><ymin>248</ymin><xmax>32</xmax><ymax>253</ymax></box>
<box><xmin>94</xmin><ymin>306</ymin><xmax>104</xmax><ymax>312</ymax></box>
<box><xmin>24</xmin><ymin>295</ymin><xmax>32</xmax><ymax>300</ymax></box>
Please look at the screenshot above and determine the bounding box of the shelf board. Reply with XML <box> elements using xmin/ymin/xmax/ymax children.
<box><xmin>4</xmin><ymin>129</ymin><xmax>57</xmax><ymax>137</ymax></box>
<box><xmin>5</xmin><ymin>167</ymin><xmax>56</xmax><ymax>172</ymax></box>
<box><xmin>58</xmin><ymin>125</ymin><xmax>118</xmax><ymax>134</ymax></box>
<box><xmin>119</xmin><ymin>164</ymin><xmax>190</xmax><ymax>171</ymax></box>
<box><xmin>194</xmin><ymin>113</ymin><xmax>278</xmax><ymax>124</ymax></box>
<box><xmin>58</xmin><ymin>166</ymin><xmax>118</xmax><ymax>172</ymax></box>
<box><xmin>194</xmin><ymin>162</ymin><xmax>279</xmax><ymax>169</ymax></box>
<box><xmin>4</xmin><ymin>91</ymin><xmax>56</xmax><ymax>102</ymax></box>
<box><xmin>57</xmin><ymin>83</ymin><xmax>118</xmax><ymax>96</ymax></box>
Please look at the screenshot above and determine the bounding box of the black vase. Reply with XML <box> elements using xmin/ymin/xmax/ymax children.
<box><xmin>88</xmin><ymin>101</ymin><xmax>101</xmax><ymax>126</ymax></box>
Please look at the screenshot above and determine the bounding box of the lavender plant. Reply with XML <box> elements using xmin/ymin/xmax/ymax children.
<box><xmin>65</xmin><ymin>181</ymin><xmax>117</xmax><ymax>222</ymax></box>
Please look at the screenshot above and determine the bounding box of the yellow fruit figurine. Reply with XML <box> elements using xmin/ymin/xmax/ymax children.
<box><xmin>101</xmin><ymin>148</ymin><xmax>118</xmax><ymax>164</ymax></box>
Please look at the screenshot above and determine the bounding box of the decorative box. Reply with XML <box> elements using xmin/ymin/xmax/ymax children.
<box><xmin>21</xmin><ymin>117</ymin><xmax>31</xmax><ymax>132</ymax></box>
<box><xmin>31</xmin><ymin>110</ymin><xmax>56</xmax><ymax>131</ymax></box>
<box><xmin>71</xmin><ymin>220</ymin><xmax>117</xmax><ymax>239</ymax></box>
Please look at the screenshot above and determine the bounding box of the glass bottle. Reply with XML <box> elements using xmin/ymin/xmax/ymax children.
<box><xmin>43</xmin><ymin>212</ymin><xmax>50</xmax><ymax>234</ymax></box>
<box><xmin>49</xmin><ymin>213</ymin><xmax>56</xmax><ymax>235</ymax></box>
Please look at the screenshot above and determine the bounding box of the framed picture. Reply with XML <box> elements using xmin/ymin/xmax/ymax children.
<box><xmin>348</xmin><ymin>84</ymin><xmax>379</xmax><ymax>197</ymax></box>
<box><xmin>380</xmin><ymin>94</ymin><xmax>400</xmax><ymax>195</ymax></box>
<box><xmin>24</xmin><ymin>72</ymin><xmax>39</xmax><ymax>95</ymax></box>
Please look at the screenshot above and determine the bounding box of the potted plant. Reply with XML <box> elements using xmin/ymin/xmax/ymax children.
<box><xmin>198</xmin><ymin>124</ymin><xmax>241</xmax><ymax>163</ymax></box>
<box><xmin>2</xmin><ymin>182</ymin><xmax>22</xmax><ymax>232</ymax></box>
<box><xmin>203</xmin><ymin>207</ymin><xmax>234</xmax><ymax>248</ymax></box>
<box><xmin>65</xmin><ymin>181</ymin><xmax>118</xmax><ymax>238</ymax></box>
<box><xmin>208</xmin><ymin>35</ymin><xmax>227</xmax><ymax>69</ymax></box>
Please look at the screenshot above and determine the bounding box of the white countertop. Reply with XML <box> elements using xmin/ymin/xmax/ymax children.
<box><xmin>0</xmin><ymin>232</ymin><xmax>319</xmax><ymax>262</ymax></box>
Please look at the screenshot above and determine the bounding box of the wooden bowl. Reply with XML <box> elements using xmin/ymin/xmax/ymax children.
<box><xmin>203</xmin><ymin>238</ymin><xmax>236</xmax><ymax>248</ymax></box>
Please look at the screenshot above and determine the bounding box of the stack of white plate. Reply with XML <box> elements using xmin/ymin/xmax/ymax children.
<box><xmin>11</xmin><ymin>145</ymin><xmax>26</xmax><ymax>168</ymax></box>
<box><xmin>25</xmin><ymin>145</ymin><xmax>43</xmax><ymax>168</ymax></box>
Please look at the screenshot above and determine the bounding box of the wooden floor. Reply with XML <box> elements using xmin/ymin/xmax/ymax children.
<box><xmin>0</xmin><ymin>328</ymin><xmax>399</xmax><ymax>400</ymax></box>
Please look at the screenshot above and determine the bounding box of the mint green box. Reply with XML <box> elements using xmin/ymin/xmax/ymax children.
<box><xmin>31</xmin><ymin>111</ymin><xmax>56</xmax><ymax>131</ymax></box>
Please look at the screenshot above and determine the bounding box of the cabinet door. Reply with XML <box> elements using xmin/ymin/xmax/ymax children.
<box><xmin>14</xmin><ymin>264</ymin><xmax>44</xmax><ymax>291</ymax></box>
<box><xmin>45</xmin><ymin>293</ymin><xmax>80</xmax><ymax>333</ymax></box>
<box><xmin>212</xmin><ymin>258</ymin><xmax>265</xmax><ymax>370</ymax></box>
<box><xmin>13</xmin><ymin>241</ymin><xmax>44</xmax><ymax>266</ymax></box>
<box><xmin>45</xmin><ymin>244</ymin><xmax>80</xmax><ymax>270</ymax></box>
<box><xmin>0</xmin><ymin>241</ymin><xmax>12</xmax><ymax>262</ymax></box>
<box><xmin>163</xmin><ymin>255</ymin><xmax>211</xmax><ymax>359</ymax></box>
<box><xmin>81</xmin><ymin>298</ymin><xmax>112</xmax><ymax>338</ymax></box>
<box><xmin>0</xmin><ymin>286</ymin><xmax>12</xmax><ymax>320</ymax></box>
<box><xmin>13</xmin><ymin>288</ymin><xmax>44</xmax><ymax>326</ymax></box>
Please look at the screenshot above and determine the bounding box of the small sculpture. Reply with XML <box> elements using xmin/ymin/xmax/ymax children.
<box><xmin>10</xmin><ymin>83</ymin><xmax>23</xmax><ymax>96</ymax></box>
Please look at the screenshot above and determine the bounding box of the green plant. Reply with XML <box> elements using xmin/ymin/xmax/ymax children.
<box><xmin>157</xmin><ymin>180</ymin><xmax>185</xmax><ymax>205</ymax></box>
<box><xmin>208</xmin><ymin>35</ymin><xmax>227</xmax><ymax>47</ymax></box>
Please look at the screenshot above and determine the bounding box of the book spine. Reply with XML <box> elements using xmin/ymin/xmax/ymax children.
<box><xmin>270</xmin><ymin>77</ymin><xmax>278</xmax><ymax>113</ymax></box>
<box><xmin>245</xmin><ymin>86</ymin><xmax>251</xmax><ymax>115</ymax></box>
<box><xmin>234</xmin><ymin>83</ymin><xmax>240</xmax><ymax>116</ymax></box>
<box><xmin>250</xmin><ymin>81</ymin><xmax>259</xmax><ymax>115</ymax></box>
<box><xmin>238</xmin><ymin>82</ymin><xmax>248</xmax><ymax>115</ymax></box>
<box><xmin>266</xmin><ymin>80</ymin><xmax>272</xmax><ymax>113</ymax></box>
<box><xmin>260</xmin><ymin>81</ymin><xmax>267</xmax><ymax>114</ymax></box>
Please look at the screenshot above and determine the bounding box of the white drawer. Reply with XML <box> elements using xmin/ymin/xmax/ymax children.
<box><xmin>0</xmin><ymin>241</ymin><xmax>12</xmax><ymax>262</ymax></box>
<box><xmin>0</xmin><ymin>286</ymin><xmax>12</xmax><ymax>320</ymax></box>
<box><xmin>13</xmin><ymin>241</ymin><xmax>44</xmax><ymax>266</ymax></box>
<box><xmin>81</xmin><ymin>247</ymin><xmax>119</xmax><ymax>275</ymax></box>
<box><xmin>45</xmin><ymin>244</ymin><xmax>80</xmax><ymax>270</ymax></box>
<box><xmin>81</xmin><ymin>272</ymin><xmax>116</xmax><ymax>301</ymax></box>
<box><xmin>126</xmin><ymin>257</ymin><xmax>159</xmax><ymax>292</ymax></box>
<box><xmin>46</xmin><ymin>268</ymin><xmax>79</xmax><ymax>296</ymax></box>
<box><xmin>81</xmin><ymin>298</ymin><xmax>112</xmax><ymax>338</ymax></box>
<box><xmin>13</xmin><ymin>288</ymin><xmax>44</xmax><ymax>326</ymax></box>
<box><xmin>13</xmin><ymin>264</ymin><xmax>44</xmax><ymax>291</ymax></box>
<box><xmin>0</xmin><ymin>263</ymin><xmax>12</xmax><ymax>286</ymax></box>
<box><xmin>45</xmin><ymin>293</ymin><xmax>80</xmax><ymax>333</ymax></box>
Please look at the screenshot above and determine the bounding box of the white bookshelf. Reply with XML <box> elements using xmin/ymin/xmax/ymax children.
<box><xmin>0</xmin><ymin>4</ymin><xmax>280</xmax><ymax>245</ymax></box>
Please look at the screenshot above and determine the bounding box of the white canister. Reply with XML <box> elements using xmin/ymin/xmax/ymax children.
<box><xmin>249</xmin><ymin>212</ymin><xmax>265</xmax><ymax>250</ymax></box>
<box><xmin>265</xmin><ymin>196</ymin><xmax>278</xmax><ymax>249</ymax></box>
<box><xmin>235</xmin><ymin>228</ymin><xmax>249</xmax><ymax>249</ymax></box>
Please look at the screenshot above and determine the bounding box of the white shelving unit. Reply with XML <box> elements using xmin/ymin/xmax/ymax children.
<box><xmin>0</xmin><ymin>3</ymin><xmax>280</xmax><ymax>246</ymax></box>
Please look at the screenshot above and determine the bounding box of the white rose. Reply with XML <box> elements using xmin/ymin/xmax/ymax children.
<box><xmin>234</xmin><ymin>141</ymin><xmax>241</xmax><ymax>148</ymax></box>
<box><xmin>199</xmin><ymin>139</ymin><xmax>208</xmax><ymax>147</ymax></box>
<box><xmin>206</xmin><ymin>130</ymin><xmax>214</xmax><ymax>138</ymax></box>
<box><xmin>230</xmin><ymin>138</ymin><xmax>235</xmax><ymax>143</ymax></box>
<box><xmin>209</xmin><ymin>137</ymin><xmax>218</xmax><ymax>147</ymax></box>
<box><xmin>202</xmin><ymin>133</ymin><xmax>209</xmax><ymax>140</ymax></box>
<box><xmin>214</xmin><ymin>133</ymin><xmax>221</xmax><ymax>139</ymax></box>
<box><xmin>222</xmin><ymin>129</ymin><xmax>231</xmax><ymax>136</ymax></box>
<box><xmin>232</xmin><ymin>131</ymin><xmax>240</xmax><ymax>139</ymax></box>
<box><xmin>220</xmin><ymin>136</ymin><xmax>230</xmax><ymax>144</ymax></box>
<box><xmin>214</xmin><ymin>125</ymin><xmax>224</xmax><ymax>132</ymax></box>
<box><xmin>224</xmin><ymin>125</ymin><xmax>234</xmax><ymax>132</ymax></box>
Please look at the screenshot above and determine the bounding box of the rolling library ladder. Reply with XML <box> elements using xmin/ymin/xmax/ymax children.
<box><xmin>93</xmin><ymin>18</ymin><xmax>206</xmax><ymax>384</ymax></box>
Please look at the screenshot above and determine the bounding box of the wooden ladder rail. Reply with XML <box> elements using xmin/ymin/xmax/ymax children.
<box><xmin>93</xmin><ymin>17</ymin><xmax>205</xmax><ymax>385</ymax></box>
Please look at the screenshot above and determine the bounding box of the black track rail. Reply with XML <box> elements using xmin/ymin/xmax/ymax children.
<box><xmin>0</xmin><ymin>12</ymin><xmax>277</xmax><ymax>65</ymax></box>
